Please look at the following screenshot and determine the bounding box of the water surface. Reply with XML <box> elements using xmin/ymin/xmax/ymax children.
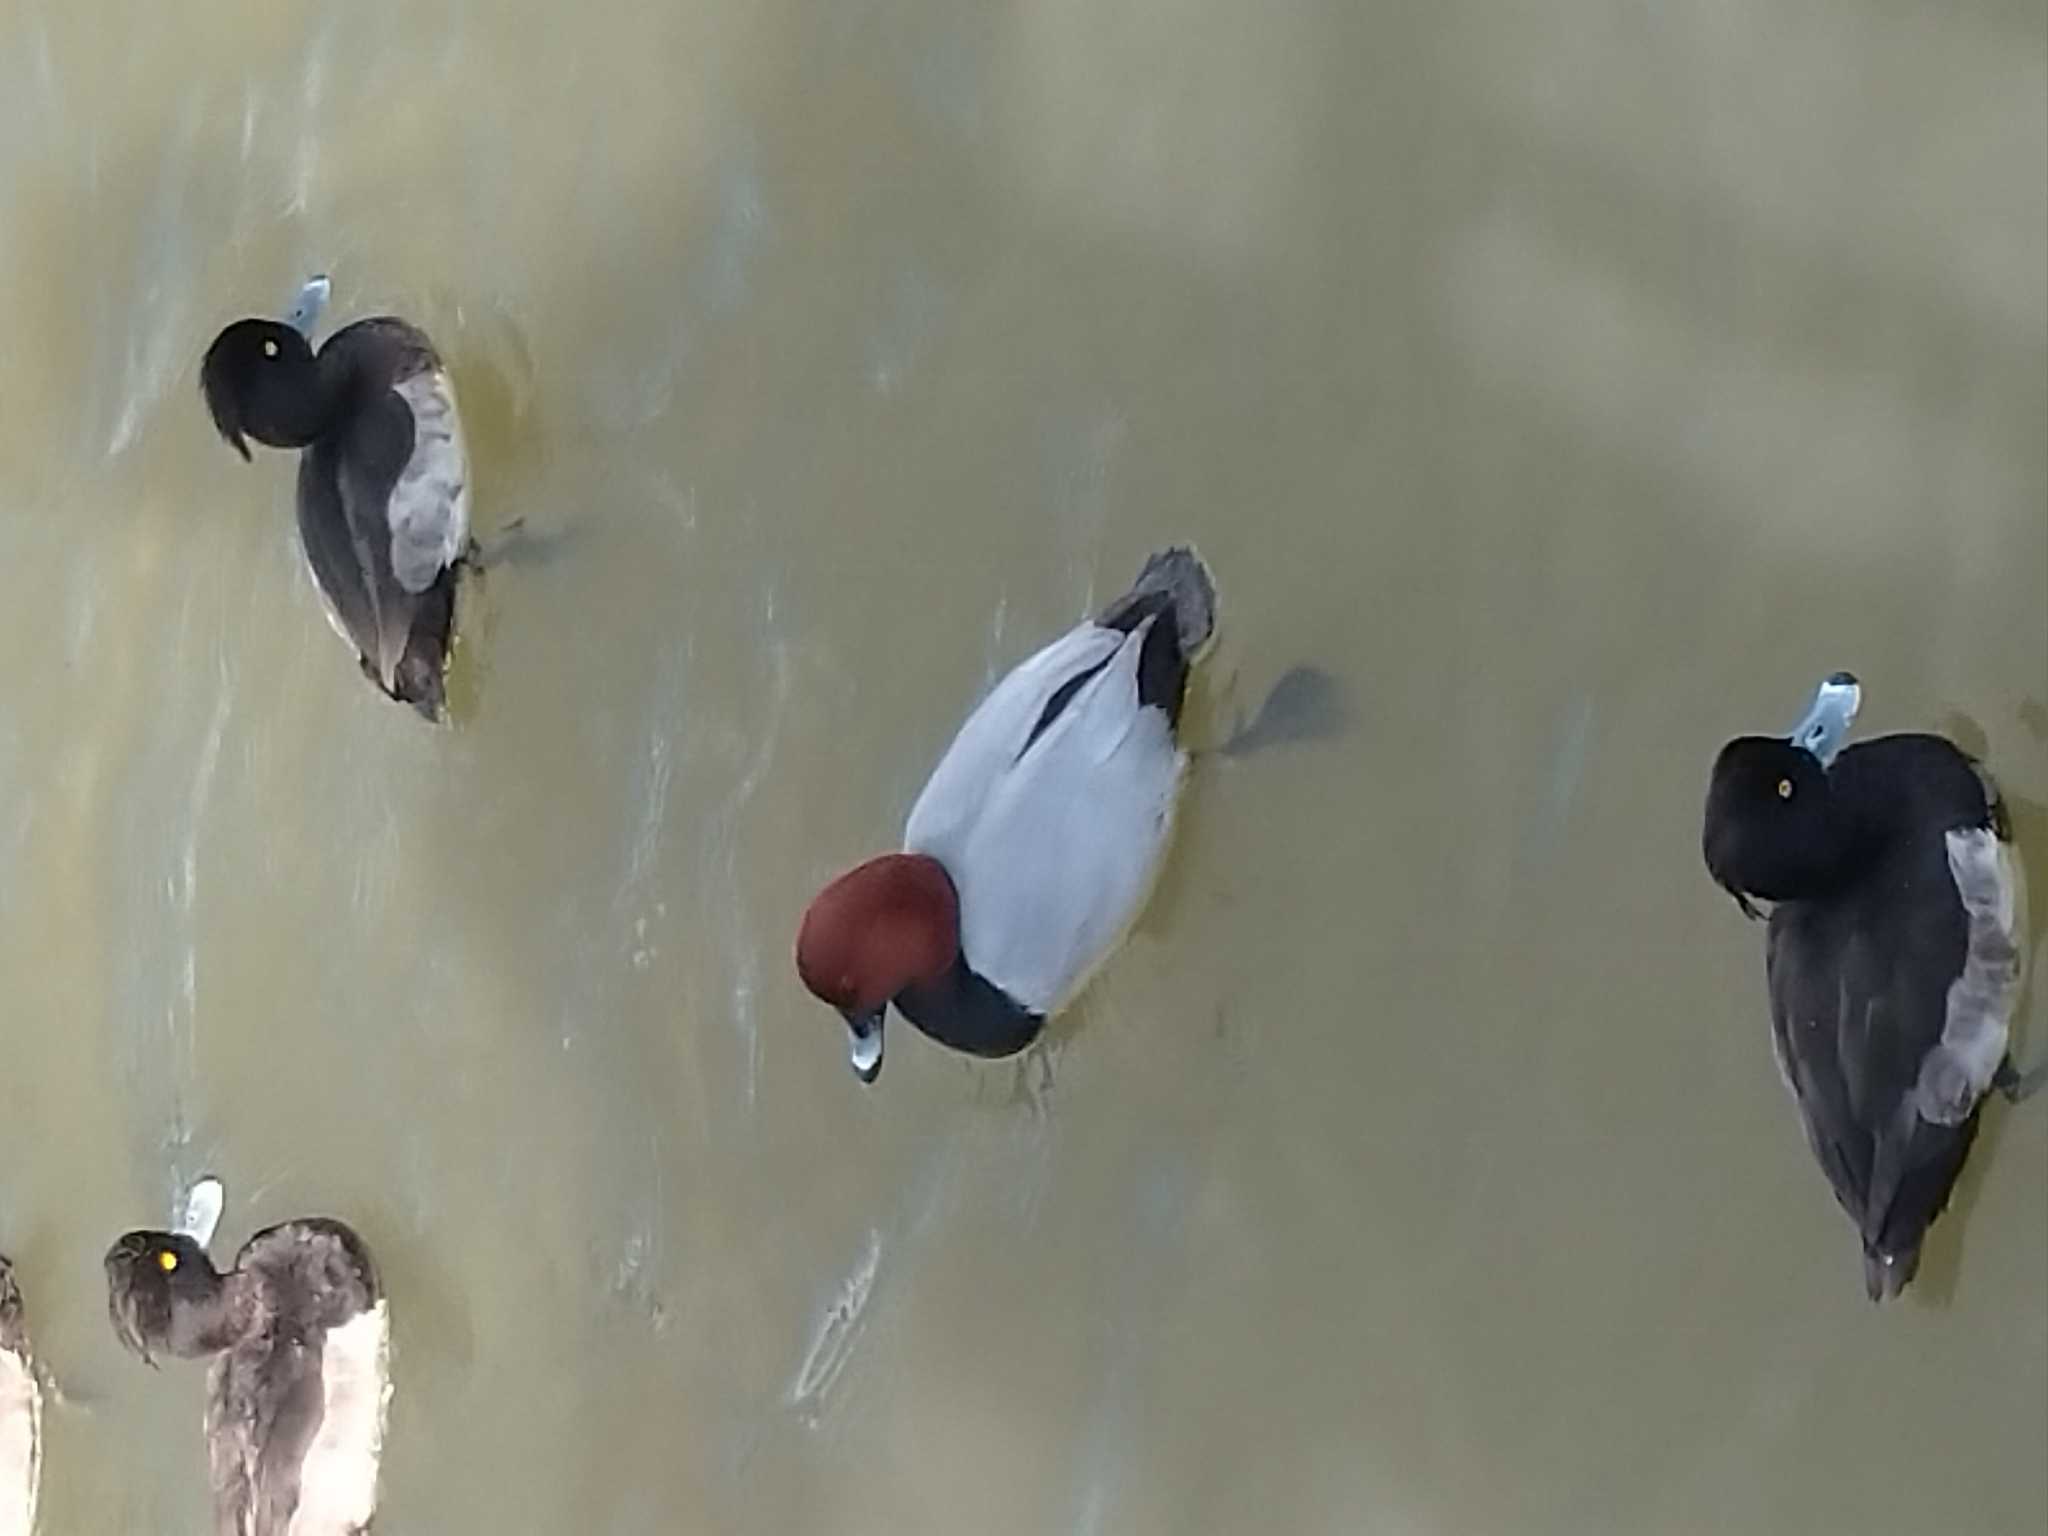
<box><xmin>0</xmin><ymin>1</ymin><xmax>2042</xmax><ymax>1531</ymax></box>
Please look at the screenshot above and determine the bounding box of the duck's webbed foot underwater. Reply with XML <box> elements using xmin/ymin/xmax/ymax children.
<box><xmin>34</xmin><ymin>1359</ymin><xmax>93</xmax><ymax>1411</ymax></box>
<box><xmin>458</xmin><ymin>516</ymin><xmax>529</xmax><ymax>574</ymax></box>
<box><xmin>1993</xmin><ymin>1055</ymin><xmax>2046</xmax><ymax>1105</ymax></box>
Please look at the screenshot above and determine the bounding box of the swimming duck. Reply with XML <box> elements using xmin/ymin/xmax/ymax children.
<box><xmin>1703</xmin><ymin>672</ymin><xmax>2037</xmax><ymax>1299</ymax></box>
<box><xmin>797</xmin><ymin>546</ymin><xmax>1217</xmax><ymax>1082</ymax></box>
<box><xmin>200</xmin><ymin>275</ymin><xmax>473</xmax><ymax>720</ymax></box>
<box><xmin>105</xmin><ymin>1179</ymin><xmax>391</xmax><ymax>1535</ymax></box>
<box><xmin>0</xmin><ymin>1256</ymin><xmax>40</xmax><ymax>1536</ymax></box>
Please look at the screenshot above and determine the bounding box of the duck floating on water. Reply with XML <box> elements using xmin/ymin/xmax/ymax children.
<box><xmin>798</xmin><ymin>546</ymin><xmax>1217</xmax><ymax>1082</ymax></box>
<box><xmin>0</xmin><ymin>1256</ymin><xmax>40</xmax><ymax>1536</ymax></box>
<box><xmin>200</xmin><ymin>275</ymin><xmax>475</xmax><ymax>720</ymax></box>
<box><xmin>1703</xmin><ymin>673</ymin><xmax>2039</xmax><ymax>1300</ymax></box>
<box><xmin>105</xmin><ymin>1177</ymin><xmax>391</xmax><ymax>1536</ymax></box>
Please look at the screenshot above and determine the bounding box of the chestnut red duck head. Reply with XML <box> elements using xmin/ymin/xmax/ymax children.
<box><xmin>796</xmin><ymin>854</ymin><xmax>960</xmax><ymax>1083</ymax></box>
<box><xmin>795</xmin><ymin>546</ymin><xmax>1218</xmax><ymax>1087</ymax></box>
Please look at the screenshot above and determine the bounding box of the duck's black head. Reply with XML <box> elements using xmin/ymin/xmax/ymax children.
<box><xmin>104</xmin><ymin>1230</ymin><xmax>231</xmax><ymax>1366</ymax></box>
<box><xmin>1703</xmin><ymin>672</ymin><xmax>1866</xmax><ymax>915</ymax></box>
<box><xmin>1703</xmin><ymin>736</ymin><xmax>1853</xmax><ymax>914</ymax></box>
<box><xmin>199</xmin><ymin>318</ymin><xmax>325</xmax><ymax>460</ymax></box>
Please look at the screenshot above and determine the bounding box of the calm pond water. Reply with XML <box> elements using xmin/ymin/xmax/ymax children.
<box><xmin>0</xmin><ymin>1</ymin><xmax>2042</xmax><ymax>1531</ymax></box>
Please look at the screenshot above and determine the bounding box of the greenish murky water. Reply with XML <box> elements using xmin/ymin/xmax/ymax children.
<box><xmin>0</xmin><ymin>1</ymin><xmax>2042</xmax><ymax>1531</ymax></box>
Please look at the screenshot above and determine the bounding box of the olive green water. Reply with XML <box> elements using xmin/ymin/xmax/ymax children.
<box><xmin>0</xmin><ymin>1</ymin><xmax>2043</xmax><ymax>1532</ymax></box>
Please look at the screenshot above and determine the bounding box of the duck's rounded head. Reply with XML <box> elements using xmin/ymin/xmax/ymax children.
<box><xmin>796</xmin><ymin>854</ymin><xmax>959</xmax><ymax>1083</ymax></box>
<box><xmin>1702</xmin><ymin>737</ymin><xmax>1837</xmax><ymax>907</ymax></box>
<box><xmin>199</xmin><ymin>319</ymin><xmax>320</xmax><ymax>460</ymax></box>
<box><xmin>104</xmin><ymin>1230</ymin><xmax>222</xmax><ymax>1366</ymax></box>
<box><xmin>1703</xmin><ymin>672</ymin><xmax>1864</xmax><ymax>913</ymax></box>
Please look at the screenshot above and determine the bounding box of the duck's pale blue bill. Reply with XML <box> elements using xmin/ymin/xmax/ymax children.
<box><xmin>1787</xmin><ymin>671</ymin><xmax>1861</xmax><ymax>767</ymax></box>
<box><xmin>284</xmin><ymin>273</ymin><xmax>331</xmax><ymax>339</ymax></box>
<box><xmin>842</xmin><ymin>1007</ymin><xmax>884</xmax><ymax>1084</ymax></box>
<box><xmin>176</xmin><ymin>1175</ymin><xmax>225</xmax><ymax>1251</ymax></box>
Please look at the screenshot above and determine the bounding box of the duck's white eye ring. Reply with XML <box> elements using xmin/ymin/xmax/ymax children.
<box><xmin>1777</xmin><ymin>778</ymin><xmax>1794</xmax><ymax>800</ymax></box>
<box><xmin>262</xmin><ymin>338</ymin><xmax>279</xmax><ymax>359</ymax></box>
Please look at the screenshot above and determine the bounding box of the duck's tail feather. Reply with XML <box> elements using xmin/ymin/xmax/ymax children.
<box><xmin>393</xmin><ymin>653</ymin><xmax>446</xmax><ymax>722</ymax></box>
<box><xmin>390</xmin><ymin>576</ymin><xmax>455</xmax><ymax>722</ymax></box>
<box><xmin>1862</xmin><ymin>1242</ymin><xmax>1920</xmax><ymax>1303</ymax></box>
<box><xmin>1095</xmin><ymin>547</ymin><xmax>1217</xmax><ymax>730</ymax></box>
<box><xmin>1098</xmin><ymin>546</ymin><xmax>1216</xmax><ymax>656</ymax></box>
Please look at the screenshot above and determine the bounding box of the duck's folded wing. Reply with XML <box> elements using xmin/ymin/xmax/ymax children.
<box><xmin>905</xmin><ymin>623</ymin><xmax>1124</xmax><ymax>863</ymax></box>
<box><xmin>207</xmin><ymin>1344</ymin><xmax>321</xmax><ymax>1536</ymax></box>
<box><xmin>939</xmin><ymin>621</ymin><xmax>1184</xmax><ymax>1013</ymax></box>
<box><xmin>296</xmin><ymin>443</ymin><xmax>392</xmax><ymax>678</ymax></box>
<box><xmin>322</xmin><ymin>380</ymin><xmax>464</xmax><ymax>691</ymax></box>
<box><xmin>1767</xmin><ymin>919</ymin><xmax>1876</xmax><ymax>1225</ymax></box>
<box><xmin>1851</xmin><ymin>990</ymin><xmax>1980</xmax><ymax>1271</ymax></box>
<box><xmin>1766</xmin><ymin>916</ymin><xmax>1978</xmax><ymax>1265</ymax></box>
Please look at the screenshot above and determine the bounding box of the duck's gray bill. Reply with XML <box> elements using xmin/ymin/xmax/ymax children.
<box><xmin>284</xmin><ymin>273</ymin><xmax>331</xmax><ymax>339</ymax></box>
<box><xmin>842</xmin><ymin>1007</ymin><xmax>884</xmax><ymax>1084</ymax></box>
<box><xmin>177</xmin><ymin>1175</ymin><xmax>225</xmax><ymax>1251</ymax></box>
<box><xmin>1787</xmin><ymin>671</ymin><xmax>1861</xmax><ymax>767</ymax></box>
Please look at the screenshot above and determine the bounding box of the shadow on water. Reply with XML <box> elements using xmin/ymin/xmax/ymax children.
<box><xmin>1914</xmin><ymin>1074</ymin><xmax>2037</xmax><ymax>1311</ymax></box>
<box><xmin>1216</xmin><ymin>665</ymin><xmax>1350</xmax><ymax>758</ymax></box>
<box><xmin>386</xmin><ymin>1235</ymin><xmax>480</xmax><ymax>1379</ymax></box>
<box><xmin>473</xmin><ymin>519</ymin><xmax>584</xmax><ymax>573</ymax></box>
<box><xmin>441</xmin><ymin>514</ymin><xmax>590</xmax><ymax>723</ymax></box>
<box><xmin>444</xmin><ymin>306</ymin><xmax>547</xmax><ymax>501</ymax></box>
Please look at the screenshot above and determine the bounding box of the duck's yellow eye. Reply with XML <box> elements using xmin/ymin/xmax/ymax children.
<box><xmin>157</xmin><ymin>1250</ymin><xmax>179</xmax><ymax>1273</ymax></box>
<box><xmin>1777</xmin><ymin>778</ymin><xmax>1794</xmax><ymax>800</ymax></box>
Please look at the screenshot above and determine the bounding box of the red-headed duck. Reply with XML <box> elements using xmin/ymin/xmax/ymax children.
<box><xmin>797</xmin><ymin>547</ymin><xmax>1217</xmax><ymax>1082</ymax></box>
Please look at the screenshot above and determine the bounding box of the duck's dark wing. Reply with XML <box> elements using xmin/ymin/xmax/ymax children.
<box><xmin>296</xmin><ymin>404</ymin><xmax>402</xmax><ymax>680</ymax></box>
<box><xmin>208</xmin><ymin>1222</ymin><xmax>386</xmax><ymax>1535</ymax></box>
<box><xmin>235</xmin><ymin>1220</ymin><xmax>382</xmax><ymax>1320</ymax></box>
<box><xmin>206</xmin><ymin>1340</ymin><xmax>322</xmax><ymax>1536</ymax></box>
<box><xmin>1765</xmin><ymin>891</ymin><xmax>1978</xmax><ymax>1299</ymax></box>
<box><xmin>1091</xmin><ymin>546</ymin><xmax>1215</xmax><ymax>730</ymax></box>
<box><xmin>295</xmin><ymin>393</ymin><xmax>459</xmax><ymax>719</ymax></box>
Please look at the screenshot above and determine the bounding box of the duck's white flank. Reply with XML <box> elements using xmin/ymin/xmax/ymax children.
<box><xmin>0</xmin><ymin>1346</ymin><xmax>40</xmax><ymax>1536</ymax></box>
<box><xmin>1918</xmin><ymin>829</ymin><xmax>2024</xmax><ymax>1124</ymax></box>
<box><xmin>385</xmin><ymin>370</ymin><xmax>470</xmax><ymax>595</ymax></box>
<box><xmin>286</xmin><ymin>1301</ymin><xmax>390</xmax><ymax>1536</ymax></box>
